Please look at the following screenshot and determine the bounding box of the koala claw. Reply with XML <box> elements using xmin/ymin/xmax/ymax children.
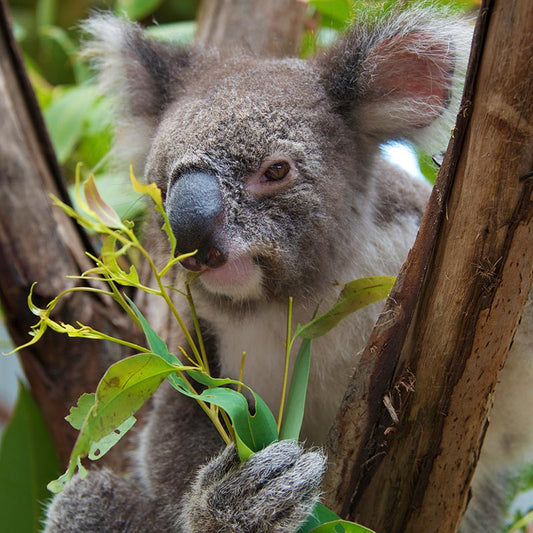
<box><xmin>179</xmin><ymin>440</ymin><xmax>327</xmax><ymax>533</ymax></box>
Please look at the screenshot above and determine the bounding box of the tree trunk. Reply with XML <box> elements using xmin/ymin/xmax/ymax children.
<box><xmin>195</xmin><ymin>0</ymin><xmax>307</xmax><ymax>57</ymax></box>
<box><xmin>0</xmin><ymin>0</ymin><xmax>135</xmax><ymax>467</ymax></box>
<box><xmin>323</xmin><ymin>1</ymin><xmax>533</xmax><ymax>531</ymax></box>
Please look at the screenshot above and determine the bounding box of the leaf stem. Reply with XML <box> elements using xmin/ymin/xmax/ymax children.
<box><xmin>185</xmin><ymin>281</ymin><xmax>209</xmax><ymax>371</ymax></box>
<box><xmin>277</xmin><ymin>297</ymin><xmax>293</xmax><ymax>432</ymax></box>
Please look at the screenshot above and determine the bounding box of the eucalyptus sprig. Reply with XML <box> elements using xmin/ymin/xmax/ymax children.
<box><xmin>6</xmin><ymin>166</ymin><xmax>391</xmax><ymax>532</ymax></box>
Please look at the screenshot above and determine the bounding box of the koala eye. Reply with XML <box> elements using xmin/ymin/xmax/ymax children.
<box><xmin>262</xmin><ymin>161</ymin><xmax>291</xmax><ymax>182</ymax></box>
<box><xmin>246</xmin><ymin>157</ymin><xmax>295</xmax><ymax>195</ymax></box>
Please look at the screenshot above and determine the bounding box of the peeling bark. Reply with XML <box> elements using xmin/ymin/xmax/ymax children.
<box><xmin>324</xmin><ymin>1</ymin><xmax>533</xmax><ymax>531</ymax></box>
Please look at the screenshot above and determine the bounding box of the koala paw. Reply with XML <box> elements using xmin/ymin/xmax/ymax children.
<box><xmin>179</xmin><ymin>440</ymin><xmax>327</xmax><ymax>533</ymax></box>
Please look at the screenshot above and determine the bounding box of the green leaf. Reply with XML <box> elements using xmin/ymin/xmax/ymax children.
<box><xmin>129</xmin><ymin>168</ymin><xmax>162</xmax><ymax>207</ymax></box>
<box><xmin>49</xmin><ymin>353</ymin><xmax>178</xmax><ymax>492</ymax></box>
<box><xmin>43</xmin><ymin>85</ymin><xmax>101</xmax><ymax>163</ymax></box>
<box><xmin>279</xmin><ymin>338</ymin><xmax>311</xmax><ymax>441</ymax></box>
<box><xmin>65</xmin><ymin>393</ymin><xmax>96</xmax><ymax>430</ymax></box>
<box><xmin>298</xmin><ymin>503</ymin><xmax>375</xmax><ymax>533</ymax></box>
<box><xmin>296</xmin><ymin>276</ymin><xmax>395</xmax><ymax>340</ymax></box>
<box><xmin>129</xmin><ymin>168</ymin><xmax>177</xmax><ymax>256</ymax></box>
<box><xmin>88</xmin><ymin>416</ymin><xmax>136</xmax><ymax>460</ymax></box>
<box><xmin>94</xmin><ymin>353</ymin><xmax>175</xmax><ymax>418</ymax></box>
<box><xmin>309</xmin><ymin>520</ymin><xmax>375</xmax><ymax>533</ymax></box>
<box><xmin>100</xmin><ymin>236</ymin><xmax>140</xmax><ymax>286</ymax></box>
<box><xmin>84</xmin><ymin>175</ymin><xmax>124</xmax><ymax>229</ymax></box>
<box><xmin>201</xmin><ymin>388</ymin><xmax>277</xmax><ymax>461</ymax></box>
<box><xmin>166</xmin><ymin>382</ymin><xmax>278</xmax><ymax>461</ymax></box>
<box><xmin>125</xmin><ymin>295</ymin><xmax>179</xmax><ymax>365</ymax></box>
<box><xmin>145</xmin><ymin>21</ymin><xmax>196</xmax><ymax>45</ymax></box>
<box><xmin>0</xmin><ymin>382</ymin><xmax>61</xmax><ymax>532</ymax></box>
<box><xmin>3</xmin><ymin>283</ymin><xmax>51</xmax><ymax>354</ymax></box>
<box><xmin>73</xmin><ymin>173</ymin><xmax>145</xmax><ymax>222</ymax></box>
<box><xmin>414</xmin><ymin>147</ymin><xmax>439</xmax><ymax>185</ymax></box>
<box><xmin>299</xmin><ymin>503</ymin><xmax>340</xmax><ymax>532</ymax></box>
<box><xmin>186</xmin><ymin>370</ymin><xmax>243</xmax><ymax>389</ymax></box>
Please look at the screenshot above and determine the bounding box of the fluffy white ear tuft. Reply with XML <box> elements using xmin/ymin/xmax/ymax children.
<box><xmin>81</xmin><ymin>14</ymin><xmax>193</xmax><ymax>173</ymax></box>
<box><xmin>318</xmin><ymin>8</ymin><xmax>473</xmax><ymax>155</ymax></box>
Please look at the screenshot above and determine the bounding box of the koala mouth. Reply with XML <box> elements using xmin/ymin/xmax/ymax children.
<box><xmin>197</xmin><ymin>254</ymin><xmax>263</xmax><ymax>300</ymax></box>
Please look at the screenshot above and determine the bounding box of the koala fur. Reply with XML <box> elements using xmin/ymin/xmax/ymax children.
<box><xmin>43</xmin><ymin>7</ymin><xmax>533</xmax><ymax>533</ymax></box>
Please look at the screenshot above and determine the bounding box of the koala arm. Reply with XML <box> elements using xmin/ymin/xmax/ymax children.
<box><xmin>44</xmin><ymin>382</ymin><xmax>326</xmax><ymax>532</ymax></box>
<box><xmin>142</xmin><ymin>383</ymin><xmax>327</xmax><ymax>532</ymax></box>
<box><xmin>43</xmin><ymin>468</ymin><xmax>171</xmax><ymax>533</ymax></box>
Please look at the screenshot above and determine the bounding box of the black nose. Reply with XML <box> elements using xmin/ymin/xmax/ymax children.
<box><xmin>166</xmin><ymin>171</ymin><xmax>227</xmax><ymax>270</ymax></box>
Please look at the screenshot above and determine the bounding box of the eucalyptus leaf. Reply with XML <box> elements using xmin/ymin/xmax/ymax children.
<box><xmin>65</xmin><ymin>393</ymin><xmax>96</xmax><ymax>430</ymax></box>
<box><xmin>279</xmin><ymin>338</ymin><xmax>311</xmax><ymax>441</ymax></box>
<box><xmin>187</xmin><ymin>369</ymin><xmax>243</xmax><ymax>389</ymax></box>
<box><xmin>49</xmin><ymin>353</ymin><xmax>179</xmax><ymax>492</ymax></box>
<box><xmin>146</xmin><ymin>21</ymin><xmax>196</xmax><ymax>45</ymax></box>
<box><xmin>125</xmin><ymin>295</ymin><xmax>179</xmax><ymax>365</ymax></box>
<box><xmin>165</xmin><ymin>381</ymin><xmax>278</xmax><ymax>461</ymax></box>
<box><xmin>298</xmin><ymin>503</ymin><xmax>340</xmax><ymax>532</ymax></box>
<box><xmin>88</xmin><ymin>416</ymin><xmax>136</xmax><ymax>460</ymax></box>
<box><xmin>414</xmin><ymin>147</ymin><xmax>439</xmax><ymax>185</ymax></box>
<box><xmin>94</xmin><ymin>353</ymin><xmax>176</xmax><ymax>416</ymax></box>
<box><xmin>309</xmin><ymin>520</ymin><xmax>375</xmax><ymax>533</ymax></box>
<box><xmin>100</xmin><ymin>236</ymin><xmax>140</xmax><ymax>286</ymax></box>
<box><xmin>84</xmin><ymin>175</ymin><xmax>124</xmax><ymax>229</ymax></box>
<box><xmin>298</xmin><ymin>503</ymin><xmax>375</xmax><ymax>533</ymax></box>
<box><xmin>296</xmin><ymin>276</ymin><xmax>395</xmax><ymax>340</ymax></box>
<box><xmin>196</xmin><ymin>388</ymin><xmax>278</xmax><ymax>461</ymax></box>
<box><xmin>129</xmin><ymin>168</ymin><xmax>177</xmax><ymax>255</ymax></box>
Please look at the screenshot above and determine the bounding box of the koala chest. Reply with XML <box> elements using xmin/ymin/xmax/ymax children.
<box><xmin>209</xmin><ymin>301</ymin><xmax>381</xmax><ymax>445</ymax></box>
<box><xmin>214</xmin><ymin>305</ymin><xmax>293</xmax><ymax>421</ymax></box>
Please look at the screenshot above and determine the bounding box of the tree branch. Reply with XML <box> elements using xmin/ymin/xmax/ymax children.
<box><xmin>324</xmin><ymin>1</ymin><xmax>533</xmax><ymax>531</ymax></box>
<box><xmin>0</xmin><ymin>0</ymin><xmax>134</xmax><ymax>467</ymax></box>
<box><xmin>195</xmin><ymin>0</ymin><xmax>307</xmax><ymax>57</ymax></box>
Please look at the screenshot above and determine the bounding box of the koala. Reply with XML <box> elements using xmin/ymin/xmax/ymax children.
<box><xmin>43</xmin><ymin>6</ymin><xmax>533</xmax><ymax>533</ymax></box>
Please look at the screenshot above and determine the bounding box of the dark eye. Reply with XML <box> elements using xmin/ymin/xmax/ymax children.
<box><xmin>263</xmin><ymin>161</ymin><xmax>290</xmax><ymax>181</ymax></box>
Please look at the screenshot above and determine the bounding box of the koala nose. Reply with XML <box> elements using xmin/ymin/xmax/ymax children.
<box><xmin>166</xmin><ymin>171</ymin><xmax>227</xmax><ymax>270</ymax></box>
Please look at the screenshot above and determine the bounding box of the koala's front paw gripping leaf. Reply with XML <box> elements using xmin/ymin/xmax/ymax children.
<box><xmin>180</xmin><ymin>441</ymin><xmax>327</xmax><ymax>533</ymax></box>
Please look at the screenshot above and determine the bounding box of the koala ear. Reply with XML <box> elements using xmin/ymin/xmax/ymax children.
<box><xmin>81</xmin><ymin>14</ymin><xmax>194</xmax><ymax>171</ymax></box>
<box><xmin>318</xmin><ymin>9</ymin><xmax>471</xmax><ymax>153</ymax></box>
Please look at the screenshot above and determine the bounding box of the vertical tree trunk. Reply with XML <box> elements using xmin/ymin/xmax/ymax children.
<box><xmin>195</xmin><ymin>0</ymin><xmax>307</xmax><ymax>57</ymax></box>
<box><xmin>324</xmin><ymin>1</ymin><xmax>533</xmax><ymax>531</ymax></box>
<box><xmin>1</xmin><ymin>0</ymin><xmax>531</xmax><ymax>529</ymax></box>
<box><xmin>0</xmin><ymin>0</ymin><xmax>135</xmax><ymax>466</ymax></box>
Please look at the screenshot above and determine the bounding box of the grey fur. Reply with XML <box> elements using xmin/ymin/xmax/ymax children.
<box><xmin>179</xmin><ymin>441</ymin><xmax>326</xmax><ymax>532</ymax></box>
<box><xmin>44</xmin><ymin>7</ymin><xmax>532</xmax><ymax>533</ymax></box>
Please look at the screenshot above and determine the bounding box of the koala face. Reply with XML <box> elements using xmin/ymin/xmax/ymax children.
<box><xmin>84</xmin><ymin>10</ymin><xmax>467</xmax><ymax>309</ymax></box>
<box><xmin>146</xmin><ymin>58</ymin><xmax>361</xmax><ymax>304</ymax></box>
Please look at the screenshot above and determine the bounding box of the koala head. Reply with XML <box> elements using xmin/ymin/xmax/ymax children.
<box><xmin>83</xmin><ymin>10</ymin><xmax>469</xmax><ymax>308</ymax></box>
